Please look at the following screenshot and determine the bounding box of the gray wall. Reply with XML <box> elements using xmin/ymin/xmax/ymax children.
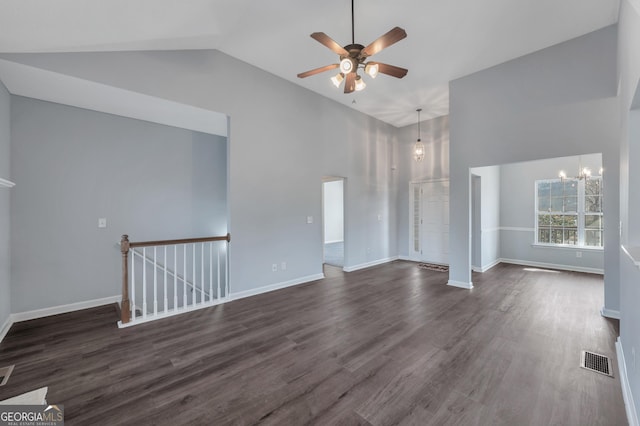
<box><xmin>449</xmin><ymin>25</ymin><xmax>620</xmax><ymax>307</ymax></box>
<box><xmin>500</xmin><ymin>154</ymin><xmax>604</xmax><ymax>271</ymax></box>
<box><xmin>0</xmin><ymin>81</ymin><xmax>10</xmax><ymax>327</ymax></box>
<box><xmin>396</xmin><ymin>115</ymin><xmax>449</xmax><ymax>258</ymax></box>
<box><xmin>10</xmin><ymin>96</ymin><xmax>227</xmax><ymax>312</ymax></box>
<box><xmin>618</xmin><ymin>0</ymin><xmax>640</xmax><ymax>414</ymax></box>
<box><xmin>0</xmin><ymin>49</ymin><xmax>398</xmax><ymax>295</ymax></box>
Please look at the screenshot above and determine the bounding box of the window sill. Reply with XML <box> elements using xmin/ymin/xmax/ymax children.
<box><xmin>531</xmin><ymin>243</ymin><xmax>604</xmax><ymax>252</ymax></box>
<box><xmin>621</xmin><ymin>245</ymin><xmax>640</xmax><ymax>269</ymax></box>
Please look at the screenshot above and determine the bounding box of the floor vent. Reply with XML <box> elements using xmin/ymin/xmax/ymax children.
<box><xmin>580</xmin><ymin>350</ymin><xmax>613</xmax><ymax>377</ymax></box>
<box><xmin>0</xmin><ymin>365</ymin><xmax>15</xmax><ymax>386</ymax></box>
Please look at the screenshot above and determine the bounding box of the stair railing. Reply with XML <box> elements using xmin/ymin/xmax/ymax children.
<box><xmin>119</xmin><ymin>234</ymin><xmax>230</xmax><ymax>327</ymax></box>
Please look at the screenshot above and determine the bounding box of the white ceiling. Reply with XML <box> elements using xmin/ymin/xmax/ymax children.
<box><xmin>0</xmin><ymin>0</ymin><xmax>620</xmax><ymax>128</ymax></box>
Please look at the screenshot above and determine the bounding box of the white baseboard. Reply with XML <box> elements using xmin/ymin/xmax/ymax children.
<box><xmin>398</xmin><ymin>255</ymin><xmax>412</xmax><ymax>261</ymax></box>
<box><xmin>472</xmin><ymin>259</ymin><xmax>501</xmax><ymax>273</ymax></box>
<box><xmin>343</xmin><ymin>256</ymin><xmax>399</xmax><ymax>272</ymax></box>
<box><xmin>447</xmin><ymin>280</ymin><xmax>474</xmax><ymax>290</ymax></box>
<box><xmin>229</xmin><ymin>273</ymin><xmax>325</xmax><ymax>301</ymax></box>
<box><xmin>499</xmin><ymin>258</ymin><xmax>604</xmax><ymax>275</ymax></box>
<box><xmin>600</xmin><ymin>307</ymin><xmax>621</xmax><ymax>319</ymax></box>
<box><xmin>616</xmin><ymin>337</ymin><xmax>639</xmax><ymax>426</ymax></box>
<box><xmin>0</xmin><ymin>295</ymin><xmax>121</xmax><ymax>344</ymax></box>
<box><xmin>11</xmin><ymin>295</ymin><xmax>121</xmax><ymax>323</ymax></box>
<box><xmin>0</xmin><ymin>314</ymin><xmax>12</xmax><ymax>344</ymax></box>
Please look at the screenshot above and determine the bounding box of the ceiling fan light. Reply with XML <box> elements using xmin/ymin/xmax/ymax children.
<box><xmin>365</xmin><ymin>63</ymin><xmax>379</xmax><ymax>78</ymax></box>
<box><xmin>340</xmin><ymin>57</ymin><xmax>355</xmax><ymax>74</ymax></box>
<box><xmin>355</xmin><ymin>75</ymin><xmax>366</xmax><ymax>91</ymax></box>
<box><xmin>331</xmin><ymin>73</ymin><xmax>344</xmax><ymax>88</ymax></box>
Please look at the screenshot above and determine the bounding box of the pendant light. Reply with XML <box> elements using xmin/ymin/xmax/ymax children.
<box><xmin>414</xmin><ymin>108</ymin><xmax>425</xmax><ymax>162</ymax></box>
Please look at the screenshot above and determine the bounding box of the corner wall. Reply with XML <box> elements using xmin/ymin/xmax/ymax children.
<box><xmin>0</xmin><ymin>81</ymin><xmax>10</xmax><ymax>332</ymax></box>
<box><xmin>449</xmin><ymin>25</ymin><xmax>619</xmax><ymax>308</ymax></box>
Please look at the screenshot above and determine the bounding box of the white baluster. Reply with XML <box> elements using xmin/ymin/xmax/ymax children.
<box><xmin>225</xmin><ymin>242</ymin><xmax>229</xmax><ymax>298</ymax></box>
<box><xmin>192</xmin><ymin>244</ymin><xmax>196</xmax><ymax>307</ymax></box>
<box><xmin>173</xmin><ymin>245</ymin><xmax>178</xmax><ymax>311</ymax></box>
<box><xmin>142</xmin><ymin>247</ymin><xmax>147</xmax><ymax>318</ymax></box>
<box><xmin>209</xmin><ymin>242</ymin><xmax>213</xmax><ymax>303</ymax></box>
<box><xmin>163</xmin><ymin>246</ymin><xmax>168</xmax><ymax>315</ymax></box>
<box><xmin>200</xmin><ymin>243</ymin><xmax>205</xmax><ymax>304</ymax></box>
<box><xmin>131</xmin><ymin>250</ymin><xmax>136</xmax><ymax>321</ymax></box>
<box><xmin>217</xmin><ymin>245</ymin><xmax>221</xmax><ymax>301</ymax></box>
<box><xmin>183</xmin><ymin>244</ymin><xmax>187</xmax><ymax>309</ymax></box>
<box><xmin>153</xmin><ymin>247</ymin><xmax>158</xmax><ymax>315</ymax></box>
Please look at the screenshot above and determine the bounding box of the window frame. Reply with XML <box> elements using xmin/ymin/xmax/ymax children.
<box><xmin>534</xmin><ymin>176</ymin><xmax>603</xmax><ymax>249</ymax></box>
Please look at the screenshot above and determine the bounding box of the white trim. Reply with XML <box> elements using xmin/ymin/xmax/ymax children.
<box><xmin>343</xmin><ymin>256</ymin><xmax>399</xmax><ymax>272</ymax></box>
<box><xmin>499</xmin><ymin>258</ymin><xmax>603</xmax><ymax>275</ymax></box>
<box><xmin>118</xmin><ymin>298</ymin><xmax>226</xmax><ymax>328</ymax></box>
<box><xmin>0</xmin><ymin>314</ymin><xmax>12</xmax><ymax>344</ymax></box>
<box><xmin>600</xmin><ymin>307</ymin><xmax>621</xmax><ymax>319</ymax></box>
<box><xmin>531</xmin><ymin>243</ymin><xmax>603</xmax><ymax>251</ymax></box>
<box><xmin>481</xmin><ymin>227</ymin><xmax>500</xmax><ymax>233</ymax></box>
<box><xmin>11</xmin><ymin>295</ymin><xmax>121</xmax><ymax>323</ymax></box>
<box><xmin>0</xmin><ymin>177</ymin><xmax>15</xmax><ymax>188</ymax></box>
<box><xmin>500</xmin><ymin>227</ymin><xmax>534</xmax><ymax>232</ymax></box>
<box><xmin>472</xmin><ymin>259</ymin><xmax>501</xmax><ymax>273</ymax></box>
<box><xmin>622</xmin><ymin>245</ymin><xmax>640</xmax><ymax>269</ymax></box>
<box><xmin>398</xmin><ymin>255</ymin><xmax>412</xmax><ymax>261</ymax></box>
<box><xmin>229</xmin><ymin>273</ymin><xmax>325</xmax><ymax>301</ymax></box>
<box><xmin>324</xmin><ymin>239</ymin><xmax>344</xmax><ymax>244</ymax></box>
<box><xmin>616</xmin><ymin>337</ymin><xmax>639</xmax><ymax>426</ymax></box>
<box><xmin>447</xmin><ymin>280</ymin><xmax>474</xmax><ymax>289</ymax></box>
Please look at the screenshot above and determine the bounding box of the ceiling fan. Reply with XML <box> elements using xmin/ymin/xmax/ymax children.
<box><xmin>297</xmin><ymin>0</ymin><xmax>408</xmax><ymax>94</ymax></box>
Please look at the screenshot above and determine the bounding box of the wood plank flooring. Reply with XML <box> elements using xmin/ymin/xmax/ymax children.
<box><xmin>0</xmin><ymin>262</ymin><xmax>627</xmax><ymax>425</ymax></box>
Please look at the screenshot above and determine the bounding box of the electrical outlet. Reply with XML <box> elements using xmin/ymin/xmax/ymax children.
<box><xmin>377</xmin><ymin>214</ymin><xmax>382</xmax><ymax>221</ymax></box>
<box><xmin>272</xmin><ymin>264</ymin><xmax>278</xmax><ymax>272</ymax></box>
<box><xmin>98</xmin><ymin>218</ymin><xmax>107</xmax><ymax>228</ymax></box>
<box><xmin>576</xmin><ymin>251</ymin><xmax>582</xmax><ymax>258</ymax></box>
<box><xmin>281</xmin><ymin>262</ymin><xmax>287</xmax><ymax>271</ymax></box>
<box><xmin>307</xmin><ymin>216</ymin><xmax>313</xmax><ymax>224</ymax></box>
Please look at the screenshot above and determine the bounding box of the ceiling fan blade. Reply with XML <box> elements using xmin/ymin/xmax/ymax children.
<box><xmin>374</xmin><ymin>62</ymin><xmax>408</xmax><ymax>79</ymax></box>
<box><xmin>344</xmin><ymin>72</ymin><xmax>356</xmax><ymax>93</ymax></box>
<box><xmin>297</xmin><ymin>64</ymin><xmax>339</xmax><ymax>79</ymax></box>
<box><xmin>310</xmin><ymin>32</ymin><xmax>349</xmax><ymax>56</ymax></box>
<box><xmin>362</xmin><ymin>27</ymin><xmax>407</xmax><ymax>57</ymax></box>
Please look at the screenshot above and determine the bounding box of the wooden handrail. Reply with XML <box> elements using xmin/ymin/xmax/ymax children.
<box><xmin>119</xmin><ymin>233</ymin><xmax>230</xmax><ymax>324</ymax></box>
<box><xmin>129</xmin><ymin>234</ymin><xmax>231</xmax><ymax>248</ymax></box>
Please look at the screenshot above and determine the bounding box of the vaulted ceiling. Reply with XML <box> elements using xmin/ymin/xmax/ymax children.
<box><xmin>0</xmin><ymin>0</ymin><xmax>620</xmax><ymax>127</ymax></box>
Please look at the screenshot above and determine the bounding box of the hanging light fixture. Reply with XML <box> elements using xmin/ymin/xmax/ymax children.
<box><xmin>414</xmin><ymin>108</ymin><xmax>425</xmax><ymax>162</ymax></box>
<box><xmin>559</xmin><ymin>156</ymin><xmax>597</xmax><ymax>181</ymax></box>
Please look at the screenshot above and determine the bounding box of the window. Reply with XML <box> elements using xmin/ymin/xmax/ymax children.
<box><xmin>535</xmin><ymin>177</ymin><xmax>603</xmax><ymax>248</ymax></box>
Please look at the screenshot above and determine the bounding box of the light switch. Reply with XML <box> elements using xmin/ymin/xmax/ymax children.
<box><xmin>307</xmin><ymin>216</ymin><xmax>313</xmax><ymax>224</ymax></box>
<box><xmin>98</xmin><ymin>218</ymin><xmax>107</xmax><ymax>228</ymax></box>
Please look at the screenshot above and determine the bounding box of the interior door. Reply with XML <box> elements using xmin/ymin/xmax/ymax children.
<box><xmin>410</xmin><ymin>180</ymin><xmax>449</xmax><ymax>264</ymax></box>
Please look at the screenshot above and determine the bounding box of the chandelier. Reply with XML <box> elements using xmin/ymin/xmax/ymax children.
<box><xmin>559</xmin><ymin>157</ymin><xmax>602</xmax><ymax>181</ymax></box>
<box><xmin>414</xmin><ymin>108</ymin><xmax>425</xmax><ymax>162</ymax></box>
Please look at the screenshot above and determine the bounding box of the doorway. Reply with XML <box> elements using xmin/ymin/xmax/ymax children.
<box><xmin>409</xmin><ymin>180</ymin><xmax>450</xmax><ymax>264</ymax></box>
<box><xmin>322</xmin><ymin>177</ymin><xmax>345</xmax><ymax>267</ymax></box>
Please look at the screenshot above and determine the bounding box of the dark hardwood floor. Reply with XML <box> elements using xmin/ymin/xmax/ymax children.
<box><xmin>0</xmin><ymin>262</ymin><xmax>627</xmax><ymax>425</ymax></box>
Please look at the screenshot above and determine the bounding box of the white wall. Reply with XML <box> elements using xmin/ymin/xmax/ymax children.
<box><xmin>323</xmin><ymin>180</ymin><xmax>343</xmax><ymax>243</ymax></box>
<box><xmin>618</xmin><ymin>0</ymin><xmax>640</xmax><ymax>417</ymax></box>
<box><xmin>0</xmin><ymin>81</ymin><xmax>10</xmax><ymax>328</ymax></box>
<box><xmin>0</xmin><ymin>49</ymin><xmax>398</xmax><ymax>294</ymax></box>
<box><xmin>470</xmin><ymin>165</ymin><xmax>500</xmax><ymax>271</ymax></box>
<box><xmin>499</xmin><ymin>154</ymin><xmax>604</xmax><ymax>272</ymax></box>
<box><xmin>10</xmin><ymin>96</ymin><xmax>227</xmax><ymax>312</ymax></box>
<box><xmin>449</xmin><ymin>25</ymin><xmax>619</xmax><ymax>302</ymax></box>
<box><xmin>396</xmin><ymin>115</ymin><xmax>449</xmax><ymax>258</ymax></box>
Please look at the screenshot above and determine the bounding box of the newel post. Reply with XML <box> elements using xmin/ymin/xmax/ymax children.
<box><xmin>120</xmin><ymin>235</ymin><xmax>131</xmax><ymax>324</ymax></box>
